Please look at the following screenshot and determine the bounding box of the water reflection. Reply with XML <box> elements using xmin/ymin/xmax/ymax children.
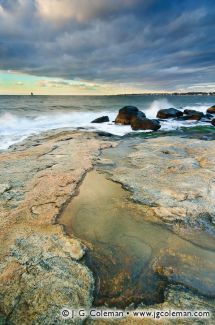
<box><xmin>60</xmin><ymin>170</ymin><xmax>215</xmax><ymax>307</ymax></box>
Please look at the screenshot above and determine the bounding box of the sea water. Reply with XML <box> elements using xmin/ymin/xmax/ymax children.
<box><xmin>0</xmin><ymin>95</ymin><xmax>214</xmax><ymax>150</ymax></box>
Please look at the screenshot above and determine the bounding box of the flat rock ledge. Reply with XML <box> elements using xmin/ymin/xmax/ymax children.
<box><xmin>0</xmin><ymin>131</ymin><xmax>114</xmax><ymax>325</ymax></box>
<box><xmin>102</xmin><ymin>136</ymin><xmax>215</xmax><ymax>235</ymax></box>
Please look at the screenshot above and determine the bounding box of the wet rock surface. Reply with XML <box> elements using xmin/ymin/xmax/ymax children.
<box><xmin>61</xmin><ymin>167</ymin><xmax>215</xmax><ymax>311</ymax></box>
<box><xmin>86</xmin><ymin>285</ymin><xmax>215</xmax><ymax>324</ymax></box>
<box><xmin>60</xmin><ymin>171</ymin><xmax>169</xmax><ymax>308</ymax></box>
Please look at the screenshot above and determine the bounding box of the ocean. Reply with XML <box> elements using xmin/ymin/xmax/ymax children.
<box><xmin>0</xmin><ymin>95</ymin><xmax>214</xmax><ymax>150</ymax></box>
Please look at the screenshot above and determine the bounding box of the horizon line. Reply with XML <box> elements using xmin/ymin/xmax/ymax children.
<box><xmin>0</xmin><ymin>91</ymin><xmax>215</xmax><ymax>97</ymax></box>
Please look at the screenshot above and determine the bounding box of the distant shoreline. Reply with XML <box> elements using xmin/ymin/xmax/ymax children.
<box><xmin>0</xmin><ymin>92</ymin><xmax>215</xmax><ymax>97</ymax></box>
<box><xmin>116</xmin><ymin>92</ymin><xmax>215</xmax><ymax>96</ymax></box>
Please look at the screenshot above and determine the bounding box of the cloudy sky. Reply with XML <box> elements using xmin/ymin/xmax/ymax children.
<box><xmin>0</xmin><ymin>0</ymin><xmax>215</xmax><ymax>95</ymax></box>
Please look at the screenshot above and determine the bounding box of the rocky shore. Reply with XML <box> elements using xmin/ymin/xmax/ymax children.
<box><xmin>0</xmin><ymin>130</ymin><xmax>114</xmax><ymax>325</ymax></box>
<box><xmin>91</xmin><ymin>104</ymin><xmax>215</xmax><ymax>132</ymax></box>
<box><xmin>99</xmin><ymin>135</ymin><xmax>215</xmax><ymax>235</ymax></box>
<box><xmin>0</xmin><ymin>125</ymin><xmax>215</xmax><ymax>324</ymax></box>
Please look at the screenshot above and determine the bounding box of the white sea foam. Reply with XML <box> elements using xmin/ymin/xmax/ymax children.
<box><xmin>0</xmin><ymin>111</ymin><xmax>132</xmax><ymax>149</ymax></box>
<box><xmin>145</xmin><ymin>98</ymin><xmax>175</xmax><ymax>118</ymax></box>
<box><xmin>145</xmin><ymin>99</ymin><xmax>208</xmax><ymax>118</ymax></box>
<box><xmin>0</xmin><ymin>98</ymin><xmax>212</xmax><ymax>150</ymax></box>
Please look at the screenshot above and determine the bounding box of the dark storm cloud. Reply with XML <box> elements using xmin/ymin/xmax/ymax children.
<box><xmin>0</xmin><ymin>0</ymin><xmax>215</xmax><ymax>90</ymax></box>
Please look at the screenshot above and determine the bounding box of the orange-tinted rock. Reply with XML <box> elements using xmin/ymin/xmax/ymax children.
<box><xmin>183</xmin><ymin>109</ymin><xmax>204</xmax><ymax>120</ymax></box>
<box><xmin>115</xmin><ymin>106</ymin><xmax>143</xmax><ymax>125</ymax></box>
<box><xmin>0</xmin><ymin>131</ymin><xmax>114</xmax><ymax>324</ymax></box>
<box><xmin>131</xmin><ymin>114</ymin><xmax>161</xmax><ymax>131</ymax></box>
<box><xmin>207</xmin><ymin>105</ymin><xmax>215</xmax><ymax>114</ymax></box>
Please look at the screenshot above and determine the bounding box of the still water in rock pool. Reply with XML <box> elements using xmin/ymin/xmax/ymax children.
<box><xmin>60</xmin><ymin>170</ymin><xmax>215</xmax><ymax>308</ymax></box>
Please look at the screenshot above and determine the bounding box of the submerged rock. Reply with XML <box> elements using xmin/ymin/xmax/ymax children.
<box><xmin>91</xmin><ymin>116</ymin><xmax>109</xmax><ymax>123</ymax></box>
<box><xmin>207</xmin><ymin>105</ymin><xmax>215</xmax><ymax>114</ymax></box>
<box><xmin>115</xmin><ymin>106</ymin><xmax>143</xmax><ymax>125</ymax></box>
<box><xmin>88</xmin><ymin>285</ymin><xmax>215</xmax><ymax>324</ymax></box>
<box><xmin>156</xmin><ymin>108</ymin><xmax>183</xmax><ymax>119</ymax></box>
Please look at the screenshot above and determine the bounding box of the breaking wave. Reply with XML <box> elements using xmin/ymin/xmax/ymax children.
<box><xmin>0</xmin><ymin>97</ymin><xmax>213</xmax><ymax>150</ymax></box>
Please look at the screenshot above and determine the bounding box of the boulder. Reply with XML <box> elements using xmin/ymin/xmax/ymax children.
<box><xmin>91</xmin><ymin>116</ymin><xmax>109</xmax><ymax>123</ymax></box>
<box><xmin>156</xmin><ymin>108</ymin><xmax>183</xmax><ymax>119</ymax></box>
<box><xmin>131</xmin><ymin>113</ymin><xmax>161</xmax><ymax>131</ymax></box>
<box><xmin>183</xmin><ymin>109</ymin><xmax>204</xmax><ymax>120</ymax></box>
<box><xmin>212</xmin><ymin>119</ymin><xmax>215</xmax><ymax>126</ymax></box>
<box><xmin>115</xmin><ymin>106</ymin><xmax>144</xmax><ymax>125</ymax></box>
<box><xmin>133</xmin><ymin>110</ymin><xmax>146</xmax><ymax>120</ymax></box>
<box><xmin>207</xmin><ymin>105</ymin><xmax>215</xmax><ymax>114</ymax></box>
<box><xmin>205</xmin><ymin>113</ymin><xmax>214</xmax><ymax>119</ymax></box>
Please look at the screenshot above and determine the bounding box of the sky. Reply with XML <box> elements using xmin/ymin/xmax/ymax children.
<box><xmin>0</xmin><ymin>0</ymin><xmax>215</xmax><ymax>95</ymax></box>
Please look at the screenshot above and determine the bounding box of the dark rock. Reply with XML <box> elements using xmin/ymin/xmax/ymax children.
<box><xmin>135</xmin><ymin>111</ymin><xmax>146</xmax><ymax>120</ymax></box>
<box><xmin>197</xmin><ymin>119</ymin><xmax>211</xmax><ymax>123</ymax></box>
<box><xmin>205</xmin><ymin>113</ymin><xmax>214</xmax><ymax>119</ymax></box>
<box><xmin>177</xmin><ymin>116</ymin><xmax>194</xmax><ymax>121</ymax></box>
<box><xmin>96</xmin><ymin>131</ymin><xmax>113</xmax><ymax>137</ymax></box>
<box><xmin>183</xmin><ymin>109</ymin><xmax>204</xmax><ymax>120</ymax></box>
<box><xmin>183</xmin><ymin>115</ymin><xmax>202</xmax><ymax>121</ymax></box>
<box><xmin>212</xmin><ymin>119</ymin><xmax>215</xmax><ymax>126</ymax></box>
<box><xmin>91</xmin><ymin>116</ymin><xmax>109</xmax><ymax>123</ymax></box>
<box><xmin>184</xmin><ymin>109</ymin><xmax>203</xmax><ymax>116</ymax></box>
<box><xmin>156</xmin><ymin>108</ymin><xmax>183</xmax><ymax>119</ymax></box>
<box><xmin>115</xmin><ymin>106</ymin><xmax>144</xmax><ymax>125</ymax></box>
<box><xmin>131</xmin><ymin>114</ymin><xmax>161</xmax><ymax>131</ymax></box>
<box><xmin>207</xmin><ymin>105</ymin><xmax>215</xmax><ymax>114</ymax></box>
